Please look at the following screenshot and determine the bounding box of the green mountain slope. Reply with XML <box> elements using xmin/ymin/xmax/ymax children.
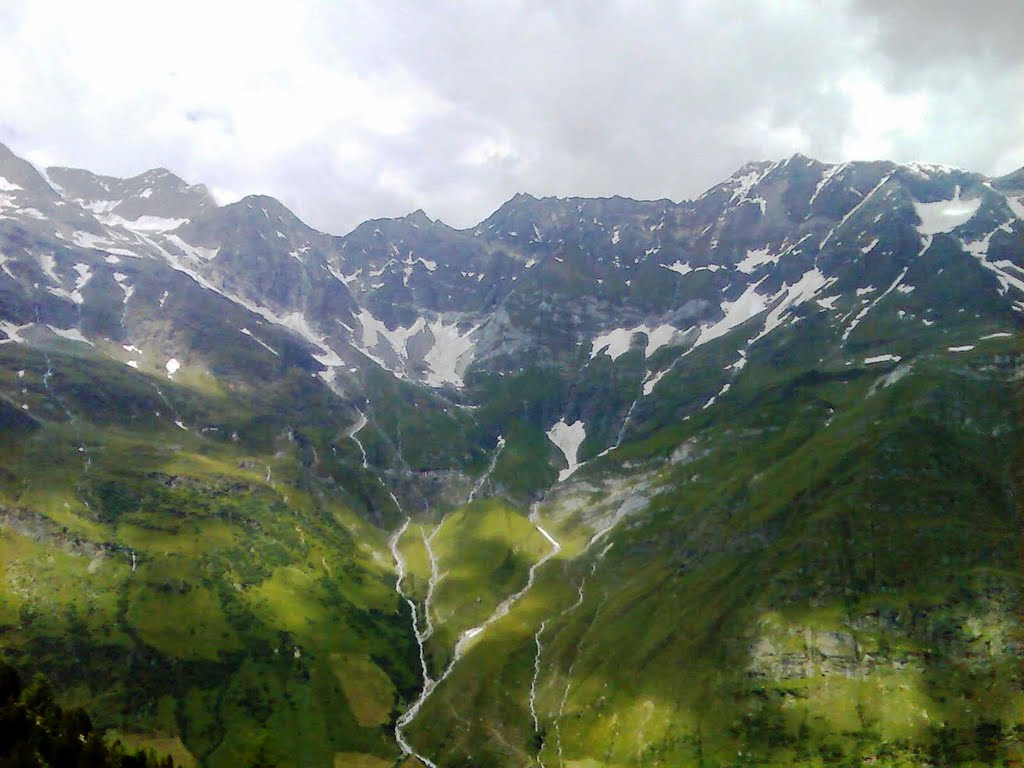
<box><xmin>402</xmin><ymin>332</ymin><xmax>1023</xmax><ymax>767</ymax></box>
<box><xmin>1</xmin><ymin>143</ymin><xmax>1022</xmax><ymax>767</ymax></box>
<box><xmin>0</xmin><ymin>345</ymin><xmax>423</xmax><ymax>768</ymax></box>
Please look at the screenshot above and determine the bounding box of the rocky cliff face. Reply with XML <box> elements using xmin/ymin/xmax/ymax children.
<box><xmin>4</xmin><ymin>145</ymin><xmax>1022</xmax><ymax>412</ymax></box>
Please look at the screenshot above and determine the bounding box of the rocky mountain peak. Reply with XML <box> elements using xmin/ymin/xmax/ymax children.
<box><xmin>0</xmin><ymin>141</ymin><xmax>63</xmax><ymax>207</ymax></box>
<box><xmin>405</xmin><ymin>208</ymin><xmax>434</xmax><ymax>227</ymax></box>
<box><xmin>44</xmin><ymin>162</ymin><xmax>214</xmax><ymax>227</ymax></box>
<box><xmin>992</xmin><ymin>164</ymin><xmax>1024</xmax><ymax>193</ymax></box>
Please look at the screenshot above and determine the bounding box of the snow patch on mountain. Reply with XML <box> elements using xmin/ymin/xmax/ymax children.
<box><xmin>642</xmin><ymin>368</ymin><xmax>669</xmax><ymax>396</ymax></box>
<box><xmin>809</xmin><ymin>162</ymin><xmax>848</xmax><ymax>206</ymax></box>
<box><xmin>325</xmin><ymin>263</ymin><xmax>361</xmax><ymax>285</ymax></box>
<box><xmin>75</xmin><ymin>198</ymin><xmax>119</xmax><ymax>215</ymax></box>
<box><xmin>913</xmin><ymin>186</ymin><xmax>981</xmax><ymax>236</ymax></box>
<box><xmin>70</xmin><ymin>264</ymin><xmax>92</xmax><ymax>304</ymax></box>
<box><xmin>820</xmin><ymin>174</ymin><xmax>895</xmax><ymax>251</ymax></box>
<box><xmin>163</xmin><ymin>234</ymin><xmax>219</xmax><ymax>263</ymax></box>
<box><xmin>728</xmin><ymin>165</ymin><xmax>771</xmax><ymax>206</ymax></box>
<box><xmin>47</xmin><ymin>325</ymin><xmax>92</xmax><ymax>345</ymax></box>
<box><xmin>693</xmin><ymin>282</ymin><xmax>768</xmax><ymax>349</ymax></box>
<box><xmin>753</xmin><ymin>268</ymin><xmax>835</xmax><ymax>342</ymax></box>
<box><xmin>589</xmin><ymin>325</ymin><xmax>626</xmax><ymax>360</ymax></box>
<box><xmin>735</xmin><ymin>247</ymin><xmax>777</xmax><ymax>273</ymax></box>
<box><xmin>277</xmin><ymin>312</ymin><xmax>343</xmax><ymax>369</ymax></box>
<box><xmin>547</xmin><ymin>419</ymin><xmax>586</xmax><ymax>482</ymax></box>
<box><xmin>660</xmin><ymin>261</ymin><xmax>693</xmax><ymax>277</ymax></box>
<box><xmin>103</xmin><ymin>214</ymin><xmax>188</xmax><ymax>233</ymax></box>
<box><xmin>962</xmin><ymin>223</ymin><xmax>1024</xmax><ymax>295</ymax></box>
<box><xmin>357</xmin><ymin>309</ymin><xmax>424</xmax><ymax>357</ymax></box>
<box><xmin>590</xmin><ymin>323</ymin><xmax>680</xmax><ymax>361</ymax></box>
<box><xmin>38</xmin><ymin>254</ymin><xmax>60</xmax><ymax>283</ymax></box>
<box><xmin>423</xmin><ymin>319</ymin><xmax>478</xmax><ymax>388</ymax></box>
<box><xmin>843</xmin><ymin>267</ymin><xmax>909</xmax><ymax>342</ymax></box>
<box><xmin>71</xmin><ymin>231</ymin><xmax>115</xmax><ymax>250</ymax></box>
<box><xmin>0</xmin><ymin>321</ymin><xmax>28</xmax><ymax>344</ymax></box>
<box><xmin>703</xmin><ymin>381</ymin><xmax>730</xmax><ymax>409</ymax></box>
<box><xmin>1006</xmin><ymin>196</ymin><xmax>1024</xmax><ymax>220</ymax></box>
<box><xmin>864</xmin><ymin>354</ymin><xmax>901</xmax><ymax>365</ymax></box>
<box><xmin>0</xmin><ymin>254</ymin><xmax>15</xmax><ymax>280</ymax></box>
<box><xmin>904</xmin><ymin>162</ymin><xmax>963</xmax><ymax>177</ymax></box>
<box><xmin>354</xmin><ymin>309</ymin><xmax>477</xmax><ymax>388</ymax></box>
<box><xmin>112</xmin><ymin>272</ymin><xmax>134</xmax><ymax>304</ymax></box>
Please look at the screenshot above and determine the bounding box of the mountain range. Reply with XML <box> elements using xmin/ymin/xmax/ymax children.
<box><xmin>0</xmin><ymin>139</ymin><xmax>1021</xmax><ymax>767</ymax></box>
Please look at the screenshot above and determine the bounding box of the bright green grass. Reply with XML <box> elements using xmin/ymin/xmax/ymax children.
<box><xmin>428</xmin><ymin>501</ymin><xmax>550</xmax><ymax>656</ymax></box>
<box><xmin>1</xmin><ymin>294</ymin><xmax>1021</xmax><ymax>767</ymax></box>
<box><xmin>330</xmin><ymin>653</ymin><xmax>396</xmax><ymax>727</ymax></box>
<box><xmin>0</xmin><ymin>349</ymin><xmax>418</xmax><ymax>768</ymax></box>
<box><xmin>404</xmin><ymin>330</ymin><xmax>1024</xmax><ymax>767</ymax></box>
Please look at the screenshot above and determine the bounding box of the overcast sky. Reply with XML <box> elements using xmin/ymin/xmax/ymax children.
<box><xmin>0</xmin><ymin>0</ymin><xmax>1021</xmax><ymax>233</ymax></box>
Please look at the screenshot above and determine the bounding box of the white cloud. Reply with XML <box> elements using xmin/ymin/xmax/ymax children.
<box><xmin>0</xmin><ymin>0</ymin><xmax>1020</xmax><ymax>233</ymax></box>
<box><xmin>836</xmin><ymin>71</ymin><xmax>933</xmax><ymax>161</ymax></box>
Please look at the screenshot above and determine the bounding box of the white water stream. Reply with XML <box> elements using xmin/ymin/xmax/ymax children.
<box><xmin>535</xmin><ymin>556</ymin><xmax>604</xmax><ymax>767</ymax></box>
<box><xmin>347</xmin><ymin>408</ymin><xmax>369</xmax><ymax>468</ymax></box>
<box><xmin>466</xmin><ymin>435</ymin><xmax>505</xmax><ymax>504</ymax></box>
<box><xmin>392</xmin><ymin>503</ymin><xmax>562</xmax><ymax>766</ymax></box>
<box><xmin>389</xmin><ymin>518</ymin><xmax>439</xmax><ymax>768</ymax></box>
<box><xmin>613</xmin><ymin>397</ymin><xmax>640</xmax><ymax>449</ymax></box>
<box><xmin>453</xmin><ymin>519</ymin><xmax>561</xmax><ymax>660</ymax></box>
<box><xmin>529</xmin><ymin>619</ymin><xmax>549</xmax><ymax>737</ymax></box>
<box><xmin>553</xmin><ymin>588</ymin><xmax>610</xmax><ymax>768</ymax></box>
<box><xmin>419</xmin><ymin>522</ymin><xmax>446</xmax><ymax>643</ymax></box>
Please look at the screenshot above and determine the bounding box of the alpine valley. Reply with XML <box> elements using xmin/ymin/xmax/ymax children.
<box><xmin>0</xmin><ymin>140</ymin><xmax>1022</xmax><ymax>768</ymax></box>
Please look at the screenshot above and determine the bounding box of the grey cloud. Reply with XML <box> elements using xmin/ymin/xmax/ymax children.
<box><xmin>307</xmin><ymin>1</ymin><xmax>868</xmax><ymax>225</ymax></box>
<box><xmin>850</xmin><ymin>0</ymin><xmax>1024</xmax><ymax>66</ymax></box>
<box><xmin>843</xmin><ymin>0</ymin><xmax>1024</xmax><ymax>174</ymax></box>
